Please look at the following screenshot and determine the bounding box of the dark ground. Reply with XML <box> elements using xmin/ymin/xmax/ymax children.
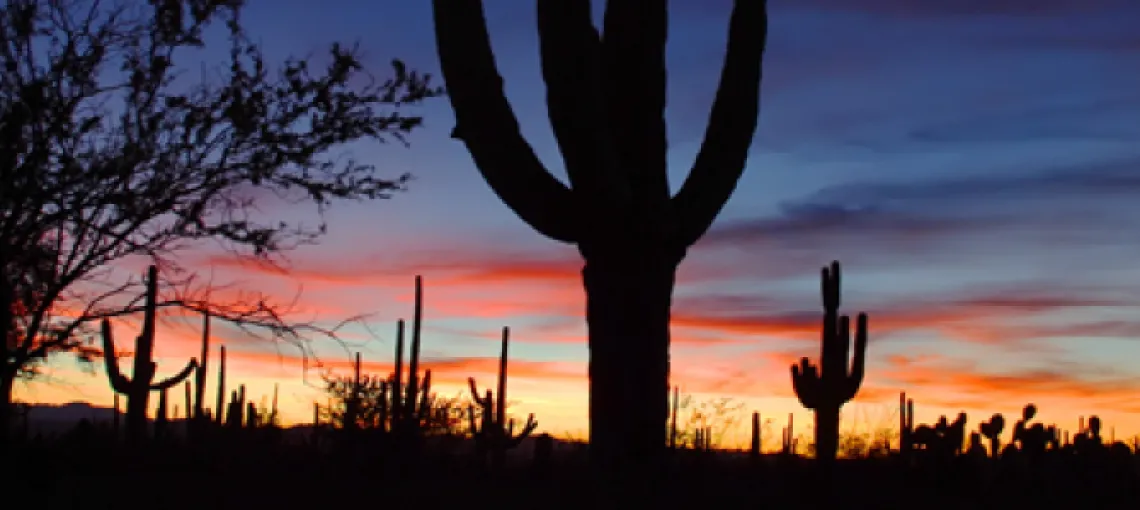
<box><xmin>6</xmin><ymin>440</ymin><xmax>1139</xmax><ymax>510</ymax></box>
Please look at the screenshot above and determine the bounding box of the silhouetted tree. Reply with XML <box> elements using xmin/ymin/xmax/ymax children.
<box><xmin>672</xmin><ymin>392</ymin><xmax>746</xmax><ymax>450</ymax></box>
<box><xmin>320</xmin><ymin>372</ymin><xmax>469</xmax><ymax>437</ymax></box>
<box><xmin>432</xmin><ymin>0</ymin><xmax>768</xmax><ymax>476</ymax></box>
<box><xmin>0</xmin><ymin>0</ymin><xmax>440</xmax><ymax>439</ymax></box>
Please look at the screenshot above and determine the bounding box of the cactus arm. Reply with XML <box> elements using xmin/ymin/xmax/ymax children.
<box><xmin>842</xmin><ymin>314</ymin><xmax>869</xmax><ymax>401</ymax></box>
<box><xmin>518</xmin><ymin>413</ymin><xmax>538</xmax><ymax>438</ymax></box>
<box><xmin>151</xmin><ymin>358</ymin><xmax>197</xmax><ymax>391</ymax></box>
<box><xmin>670</xmin><ymin>0</ymin><xmax>769</xmax><ymax>248</ymax></box>
<box><xmin>432</xmin><ymin>0</ymin><xmax>578</xmax><ymax>244</ymax></box>
<box><xmin>505</xmin><ymin>414</ymin><xmax>539</xmax><ymax>449</ymax></box>
<box><xmin>99</xmin><ymin>319</ymin><xmax>131</xmax><ymax>393</ymax></box>
<box><xmin>467</xmin><ymin>376</ymin><xmax>487</xmax><ymax>405</ymax></box>
<box><xmin>536</xmin><ymin>0</ymin><xmax>621</xmax><ymax>203</ymax></box>
<box><xmin>790</xmin><ymin>358</ymin><xmax>820</xmax><ymax>409</ymax></box>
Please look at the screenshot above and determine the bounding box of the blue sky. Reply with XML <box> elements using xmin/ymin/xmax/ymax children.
<box><xmin>19</xmin><ymin>0</ymin><xmax>1140</xmax><ymax>444</ymax></box>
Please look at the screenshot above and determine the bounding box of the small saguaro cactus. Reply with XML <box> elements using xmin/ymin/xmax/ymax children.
<box><xmin>101</xmin><ymin>265</ymin><xmax>198</xmax><ymax>443</ymax></box>
<box><xmin>343</xmin><ymin>352</ymin><xmax>364</xmax><ymax>430</ymax></box>
<box><xmin>900</xmin><ymin>392</ymin><xmax>915</xmax><ymax>457</ymax></box>
<box><xmin>468</xmin><ymin>326</ymin><xmax>537</xmax><ymax>468</ymax></box>
<box><xmin>225</xmin><ymin>385</ymin><xmax>247</xmax><ymax>429</ymax></box>
<box><xmin>385</xmin><ymin>277</ymin><xmax>435</xmax><ymax>439</ymax></box>
<box><xmin>781</xmin><ymin>413</ymin><xmax>795</xmax><ymax>455</ymax></box>
<box><xmin>750</xmin><ymin>411</ymin><xmax>761</xmax><ymax>458</ymax></box>
<box><xmin>791</xmin><ymin>261</ymin><xmax>869</xmax><ymax>464</ymax></box>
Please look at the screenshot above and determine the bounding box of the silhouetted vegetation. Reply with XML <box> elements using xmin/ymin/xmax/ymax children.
<box><xmin>6</xmin><ymin>262</ymin><xmax>1140</xmax><ymax>509</ymax></box>
<box><xmin>3</xmin><ymin>1</ymin><xmax>1139</xmax><ymax>509</ymax></box>
<box><xmin>0</xmin><ymin>0</ymin><xmax>439</xmax><ymax>438</ymax></box>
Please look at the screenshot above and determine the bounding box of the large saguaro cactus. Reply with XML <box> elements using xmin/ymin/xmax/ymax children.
<box><xmin>791</xmin><ymin>261</ymin><xmax>869</xmax><ymax>464</ymax></box>
<box><xmin>432</xmin><ymin>0</ymin><xmax>768</xmax><ymax>472</ymax></box>
<box><xmin>102</xmin><ymin>265</ymin><xmax>197</xmax><ymax>443</ymax></box>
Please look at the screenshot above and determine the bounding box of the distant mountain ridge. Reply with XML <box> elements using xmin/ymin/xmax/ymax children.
<box><xmin>10</xmin><ymin>402</ymin><xmax>583</xmax><ymax>457</ymax></box>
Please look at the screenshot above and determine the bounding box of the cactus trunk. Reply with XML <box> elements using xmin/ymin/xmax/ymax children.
<box><xmin>584</xmin><ymin>260</ymin><xmax>674</xmax><ymax>471</ymax></box>
<box><xmin>815</xmin><ymin>407</ymin><xmax>840</xmax><ymax>461</ymax></box>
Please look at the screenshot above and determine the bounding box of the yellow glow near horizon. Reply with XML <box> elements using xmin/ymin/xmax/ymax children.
<box><xmin>16</xmin><ymin>362</ymin><xmax>1140</xmax><ymax>452</ymax></box>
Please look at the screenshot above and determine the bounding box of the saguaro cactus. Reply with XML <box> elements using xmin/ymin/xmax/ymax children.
<box><xmin>433</xmin><ymin>0</ymin><xmax>768</xmax><ymax>472</ymax></box>
<box><xmin>750</xmin><ymin>411</ymin><xmax>761</xmax><ymax>458</ymax></box>
<box><xmin>193</xmin><ymin>312</ymin><xmax>210</xmax><ymax>421</ymax></box>
<box><xmin>468</xmin><ymin>327</ymin><xmax>537</xmax><ymax>468</ymax></box>
<box><xmin>387</xmin><ymin>276</ymin><xmax>434</xmax><ymax>439</ymax></box>
<box><xmin>101</xmin><ymin>265</ymin><xmax>197</xmax><ymax>443</ymax></box>
<box><xmin>791</xmin><ymin>261</ymin><xmax>868</xmax><ymax>464</ymax></box>
<box><xmin>900</xmin><ymin>392</ymin><xmax>914</xmax><ymax>457</ymax></box>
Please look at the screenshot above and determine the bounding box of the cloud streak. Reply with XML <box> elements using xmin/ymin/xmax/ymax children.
<box><xmin>788</xmin><ymin>0</ymin><xmax>1135</xmax><ymax>17</ymax></box>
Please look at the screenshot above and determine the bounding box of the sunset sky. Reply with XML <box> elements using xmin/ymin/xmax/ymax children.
<box><xmin>16</xmin><ymin>0</ymin><xmax>1140</xmax><ymax>449</ymax></box>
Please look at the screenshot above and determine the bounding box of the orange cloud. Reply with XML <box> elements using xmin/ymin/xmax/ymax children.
<box><xmin>193</xmin><ymin>250</ymin><xmax>1140</xmax><ymax>360</ymax></box>
<box><xmin>26</xmin><ymin>248</ymin><xmax>1140</xmax><ymax>442</ymax></box>
<box><xmin>670</xmin><ymin>287</ymin><xmax>1138</xmax><ymax>350</ymax></box>
<box><xmin>309</xmin><ymin>355</ymin><xmax>583</xmax><ymax>385</ymax></box>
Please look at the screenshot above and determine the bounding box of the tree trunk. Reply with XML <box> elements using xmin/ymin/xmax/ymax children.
<box><xmin>583</xmin><ymin>251</ymin><xmax>677</xmax><ymax>481</ymax></box>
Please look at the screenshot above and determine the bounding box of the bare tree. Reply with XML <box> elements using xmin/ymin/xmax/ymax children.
<box><xmin>0</xmin><ymin>0</ymin><xmax>441</xmax><ymax>438</ymax></box>
<box><xmin>319</xmin><ymin>372</ymin><xmax>470</xmax><ymax>437</ymax></box>
<box><xmin>673</xmin><ymin>393</ymin><xmax>746</xmax><ymax>450</ymax></box>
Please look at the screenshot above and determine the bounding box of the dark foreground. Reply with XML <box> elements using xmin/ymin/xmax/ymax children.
<box><xmin>6</xmin><ymin>438</ymin><xmax>1139</xmax><ymax>510</ymax></box>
